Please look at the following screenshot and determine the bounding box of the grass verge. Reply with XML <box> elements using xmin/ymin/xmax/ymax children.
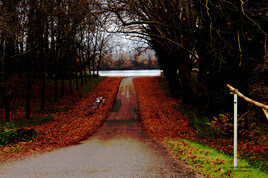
<box><xmin>134</xmin><ymin>77</ymin><xmax>267</xmax><ymax>177</ymax></box>
<box><xmin>0</xmin><ymin>116</ymin><xmax>54</xmax><ymax>128</ymax></box>
<box><xmin>165</xmin><ymin>138</ymin><xmax>268</xmax><ymax>177</ymax></box>
<box><xmin>78</xmin><ymin>76</ymin><xmax>106</xmax><ymax>94</ymax></box>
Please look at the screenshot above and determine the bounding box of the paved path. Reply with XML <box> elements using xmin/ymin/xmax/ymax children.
<box><xmin>0</xmin><ymin>78</ymin><xmax>199</xmax><ymax>178</ymax></box>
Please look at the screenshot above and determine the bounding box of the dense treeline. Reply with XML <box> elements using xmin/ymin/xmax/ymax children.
<box><xmin>0</xmin><ymin>0</ymin><xmax>110</xmax><ymax>121</ymax></box>
<box><xmin>107</xmin><ymin>0</ymin><xmax>267</xmax><ymax>123</ymax></box>
<box><xmin>100</xmin><ymin>58</ymin><xmax>159</xmax><ymax>70</ymax></box>
<box><xmin>1</xmin><ymin>1</ymin><xmax>267</xmax><ymax>125</ymax></box>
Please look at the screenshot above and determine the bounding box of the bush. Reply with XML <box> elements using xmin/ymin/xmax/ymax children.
<box><xmin>0</xmin><ymin>123</ymin><xmax>37</xmax><ymax>146</ymax></box>
<box><xmin>249</xmin><ymin>63</ymin><xmax>268</xmax><ymax>125</ymax></box>
<box><xmin>209</xmin><ymin>113</ymin><xmax>249</xmax><ymax>139</ymax></box>
<box><xmin>0</xmin><ymin>127</ymin><xmax>18</xmax><ymax>145</ymax></box>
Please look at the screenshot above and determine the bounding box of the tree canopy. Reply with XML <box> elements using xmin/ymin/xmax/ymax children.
<box><xmin>0</xmin><ymin>0</ymin><xmax>112</xmax><ymax>120</ymax></box>
<box><xmin>106</xmin><ymin>0</ymin><xmax>267</xmax><ymax>121</ymax></box>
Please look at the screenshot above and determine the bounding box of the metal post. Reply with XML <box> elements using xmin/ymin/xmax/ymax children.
<box><xmin>234</xmin><ymin>92</ymin><xmax>238</xmax><ymax>168</ymax></box>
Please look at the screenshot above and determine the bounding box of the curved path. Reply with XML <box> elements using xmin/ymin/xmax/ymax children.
<box><xmin>0</xmin><ymin>77</ymin><xmax>199</xmax><ymax>177</ymax></box>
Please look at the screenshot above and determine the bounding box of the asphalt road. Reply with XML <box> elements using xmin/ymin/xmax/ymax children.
<box><xmin>0</xmin><ymin>77</ymin><xmax>199</xmax><ymax>178</ymax></box>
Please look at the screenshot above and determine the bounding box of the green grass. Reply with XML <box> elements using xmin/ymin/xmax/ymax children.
<box><xmin>0</xmin><ymin>106</ymin><xmax>63</xmax><ymax>146</ymax></box>
<box><xmin>78</xmin><ymin>76</ymin><xmax>106</xmax><ymax>94</ymax></box>
<box><xmin>0</xmin><ymin>116</ymin><xmax>54</xmax><ymax>128</ymax></box>
<box><xmin>165</xmin><ymin>138</ymin><xmax>268</xmax><ymax>177</ymax></box>
<box><xmin>45</xmin><ymin>74</ymin><xmax>104</xmax><ymax>90</ymax></box>
<box><xmin>0</xmin><ymin>144</ymin><xmax>27</xmax><ymax>153</ymax></box>
<box><xmin>173</xmin><ymin>103</ymin><xmax>217</xmax><ymax>139</ymax></box>
<box><xmin>174</xmin><ymin>103</ymin><xmax>197</xmax><ymax>117</ymax></box>
<box><xmin>45</xmin><ymin>76</ymin><xmax>105</xmax><ymax>93</ymax></box>
<box><xmin>37</xmin><ymin>106</ymin><xmax>71</xmax><ymax>113</ymax></box>
<box><xmin>0</xmin><ymin>113</ymin><xmax>53</xmax><ymax>146</ymax></box>
<box><xmin>157</xmin><ymin>76</ymin><xmax>267</xmax><ymax>176</ymax></box>
<box><xmin>0</xmin><ymin>120</ymin><xmax>40</xmax><ymax>146</ymax></box>
<box><xmin>158</xmin><ymin>76</ymin><xmax>172</xmax><ymax>97</ymax></box>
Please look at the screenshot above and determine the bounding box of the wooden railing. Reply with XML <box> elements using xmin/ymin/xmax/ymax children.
<box><xmin>226</xmin><ymin>84</ymin><xmax>268</xmax><ymax>168</ymax></box>
<box><xmin>227</xmin><ymin>84</ymin><xmax>268</xmax><ymax>119</ymax></box>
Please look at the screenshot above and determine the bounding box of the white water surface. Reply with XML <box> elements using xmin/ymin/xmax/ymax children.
<box><xmin>97</xmin><ymin>69</ymin><xmax>162</xmax><ymax>77</ymax></box>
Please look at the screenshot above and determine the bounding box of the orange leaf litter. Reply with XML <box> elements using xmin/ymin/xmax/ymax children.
<box><xmin>0</xmin><ymin>77</ymin><xmax>122</xmax><ymax>162</ymax></box>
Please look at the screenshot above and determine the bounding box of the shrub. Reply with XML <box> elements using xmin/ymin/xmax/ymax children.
<box><xmin>0</xmin><ymin>123</ymin><xmax>17</xmax><ymax>145</ymax></box>
<box><xmin>0</xmin><ymin>123</ymin><xmax>37</xmax><ymax>146</ymax></box>
<box><xmin>209</xmin><ymin>113</ymin><xmax>249</xmax><ymax>139</ymax></box>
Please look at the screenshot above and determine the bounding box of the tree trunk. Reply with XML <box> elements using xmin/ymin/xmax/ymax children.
<box><xmin>54</xmin><ymin>74</ymin><xmax>58</xmax><ymax>103</ymax></box>
<box><xmin>25</xmin><ymin>53</ymin><xmax>33</xmax><ymax>119</ymax></box>
<box><xmin>179</xmin><ymin>64</ymin><xmax>194</xmax><ymax>104</ymax></box>
<box><xmin>88</xmin><ymin>56</ymin><xmax>91</xmax><ymax>81</ymax></box>
<box><xmin>97</xmin><ymin>47</ymin><xmax>103</xmax><ymax>77</ymax></box>
<box><xmin>61</xmin><ymin>72</ymin><xmax>64</xmax><ymax>97</ymax></box>
<box><xmin>69</xmin><ymin>73</ymin><xmax>73</xmax><ymax>94</ymax></box>
<box><xmin>163</xmin><ymin>66</ymin><xmax>181</xmax><ymax>98</ymax></box>
<box><xmin>75</xmin><ymin>71</ymin><xmax>79</xmax><ymax>90</ymax></box>
<box><xmin>41</xmin><ymin>63</ymin><xmax>46</xmax><ymax>110</ymax></box>
<box><xmin>26</xmin><ymin>71</ymin><xmax>32</xmax><ymax>119</ymax></box>
<box><xmin>1</xmin><ymin>0</ymin><xmax>17</xmax><ymax>121</ymax></box>
<box><xmin>79</xmin><ymin>57</ymin><xmax>83</xmax><ymax>87</ymax></box>
<box><xmin>60</xmin><ymin>53</ymin><xmax>64</xmax><ymax>97</ymax></box>
<box><xmin>1</xmin><ymin>47</ymin><xmax>10</xmax><ymax>122</ymax></box>
<box><xmin>26</xmin><ymin>1</ymin><xmax>35</xmax><ymax>119</ymax></box>
<box><xmin>83</xmin><ymin>56</ymin><xmax>87</xmax><ymax>84</ymax></box>
<box><xmin>41</xmin><ymin>4</ymin><xmax>48</xmax><ymax>110</ymax></box>
<box><xmin>3</xmin><ymin>92</ymin><xmax>10</xmax><ymax>121</ymax></box>
<box><xmin>40</xmin><ymin>32</ymin><xmax>46</xmax><ymax>110</ymax></box>
<box><xmin>1</xmin><ymin>56</ymin><xmax>10</xmax><ymax>121</ymax></box>
<box><xmin>92</xmin><ymin>56</ymin><xmax>95</xmax><ymax>78</ymax></box>
<box><xmin>54</xmin><ymin>54</ymin><xmax>58</xmax><ymax>102</ymax></box>
<box><xmin>74</xmin><ymin>53</ymin><xmax>79</xmax><ymax>90</ymax></box>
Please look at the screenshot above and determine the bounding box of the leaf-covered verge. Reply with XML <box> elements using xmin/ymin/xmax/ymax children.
<box><xmin>134</xmin><ymin>77</ymin><xmax>267</xmax><ymax>177</ymax></box>
<box><xmin>0</xmin><ymin>77</ymin><xmax>122</xmax><ymax>162</ymax></box>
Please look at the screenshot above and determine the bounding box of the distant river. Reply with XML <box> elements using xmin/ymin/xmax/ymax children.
<box><xmin>98</xmin><ymin>69</ymin><xmax>162</xmax><ymax>77</ymax></box>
